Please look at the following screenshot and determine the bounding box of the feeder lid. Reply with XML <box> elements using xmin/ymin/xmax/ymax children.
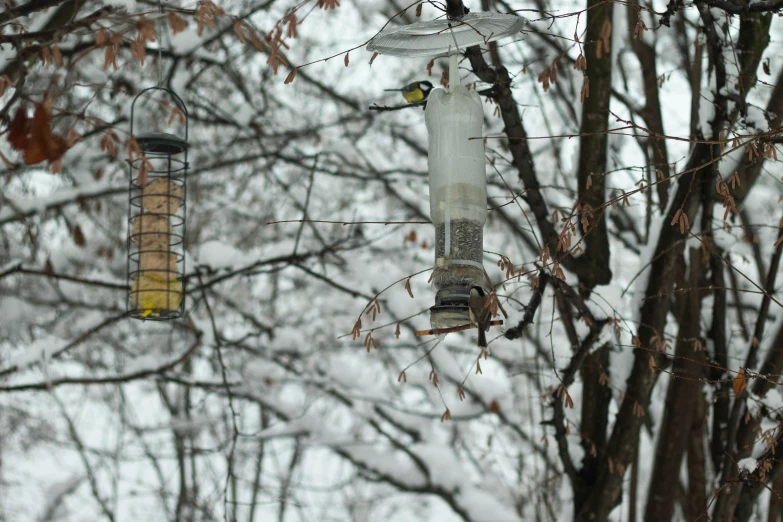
<box><xmin>366</xmin><ymin>13</ymin><xmax>526</xmax><ymax>58</ymax></box>
<box><xmin>136</xmin><ymin>132</ymin><xmax>188</xmax><ymax>154</ymax></box>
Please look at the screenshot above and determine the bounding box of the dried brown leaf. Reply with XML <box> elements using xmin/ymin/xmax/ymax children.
<box><xmin>72</xmin><ymin>225</ymin><xmax>86</xmax><ymax>246</ymax></box>
<box><xmin>137</xmin><ymin>156</ymin><xmax>152</xmax><ymax>187</ymax></box>
<box><xmin>267</xmin><ymin>47</ymin><xmax>289</xmax><ymax>75</ymax></box>
<box><xmin>103</xmin><ymin>45</ymin><xmax>117</xmax><ymax>70</ymax></box>
<box><xmin>284</xmin><ymin>67</ymin><xmax>298</xmax><ymax>84</ymax></box>
<box><xmin>233</xmin><ymin>19</ymin><xmax>247</xmax><ymax>43</ymax></box>
<box><xmin>538</xmin><ymin>69</ymin><xmax>550</xmax><ymax>92</ymax></box>
<box><xmin>248</xmin><ymin>29</ymin><xmax>265</xmax><ymax>51</ymax></box>
<box><xmin>66</xmin><ymin>128</ymin><xmax>81</xmax><ymax>147</ymax></box>
<box><xmin>580</xmin><ymin>76</ymin><xmax>590</xmax><ymax>102</ymax></box>
<box><xmin>169</xmin><ymin>12</ymin><xmax>189</xmax><ymax>34</ymax></box>
<box><xmin>671</xmin><ymin>208</ymin><xmax>682</xmax><ymax>227</ymax></box>
<box><xmin>52</xmin><ymin>45</ymin><xmax>63</xmax><ymax>67</ymax></box>
<box><xmin>7</xmin><ymin>100</ymin><xmax>69</xmax><ymax>166</ymax></box>
<box><xmin>130</xmin><ymin>38</ymin><xmax>146</xmax><ymax>65</ymax></box>
<box><xmin>137</xmin><ymin>17</ymin><xmax>156</xmax><ymax>42</ymax></box>
<box><xmin>283</xmin><ymin>13</ymin><xmax>298</xmax><ymax>38</ymax></box>
<box><xmin>96</xmin><ymin>28</ymin><xmax>108</xmax><ymax>46</ymax></box>
<box><xmin>168</xmin><ymin>107</ymin><xmax>185</xmax><ymax>126</ymax></box>
<box><xmin>125</xmin><ymin>136</ymin><xmax>141</xmax><ymax>162</ymax></box>
<box><xmin>316</xmin><ymin>0</ymin><xmax>341</xmax><ymax>10</ymax></box>
<box><xmin>733</xmin><ymin>368</ymin><xmax>747</xmax><ymax>396</ymax></box>
<box><xmin>599</xmin><ymin>18</ymin><xmax>612</xmax><ymax>52</ymax></box>
<box><xmin>351</xmin><ymin>318</ymin><xmax>362</xmax><ymax>340</ymax></box>
<box><xmin>0</xmin><ymin>75</ymin><xmax>13</xmax><ymax>97</ymax></box>
<box><xmin>633</xmin><ymin>401</ymin><xmax>644</xmax><ymax>417</ymax></box>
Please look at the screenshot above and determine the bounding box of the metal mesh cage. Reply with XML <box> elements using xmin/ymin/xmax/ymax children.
<box><xmin>126</xmin><ymin>87</ymin><xmax>189</xmax><ymax>321</ymax></box>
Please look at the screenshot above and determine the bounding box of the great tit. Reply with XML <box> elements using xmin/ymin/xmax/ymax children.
<box><xmin>469</xmin><ymin>287</ymin><xmax>492</xmax><ymax>349</ymax></box>
<box><xmin>385</xmin><ymin>81</ymin><xmax>434</xmax><ymax>103</ymax></box>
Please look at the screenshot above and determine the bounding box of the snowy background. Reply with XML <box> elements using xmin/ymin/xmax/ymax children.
<box><xmin>1</xmin><ymin>0</ymin><xmax>782</xmax><ymax>521</ymax></box>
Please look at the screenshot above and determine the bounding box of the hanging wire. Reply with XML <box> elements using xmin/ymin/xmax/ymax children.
<box><xmin>157</xmin><ymin>0</ymin><xmax>164</xmax><ymax>86</ymax></box>
<box><xmin>447</xmin><ymin>22</ymin><xmax>462</xmax><ymax>54</ymax></box>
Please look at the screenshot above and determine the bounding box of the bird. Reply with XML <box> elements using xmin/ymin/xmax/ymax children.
<box><xmin>385</xmin><ymin>81</ymin><xmax>434</xmax><ymax>104</ymax></box>
<box><xmin>468</xmin><ymin>287</ymin><xmax>492</xmax><ymax>349</ymax></box>
<box><xmin>131</xmin><ymin>274</ymin><xmax>183</xmax><ymax>318</ymax></box>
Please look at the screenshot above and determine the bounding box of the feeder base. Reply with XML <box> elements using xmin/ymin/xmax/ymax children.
<box><xmin>429</xmin><ymin>286</ymin><xmax>485</xmax><ymax>329</ymax></box>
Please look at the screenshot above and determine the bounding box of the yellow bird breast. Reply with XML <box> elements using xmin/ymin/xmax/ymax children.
<box><xmin>402</xmin><ymin>88</ymin><xmax>425</xmax><ymax>103</ymax></box>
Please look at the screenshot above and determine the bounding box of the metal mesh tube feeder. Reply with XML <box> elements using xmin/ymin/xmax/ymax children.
<box><xmin>126</xmin><ymin>86</ymin><xmax>189</xmax><ymax>320</ymax></box>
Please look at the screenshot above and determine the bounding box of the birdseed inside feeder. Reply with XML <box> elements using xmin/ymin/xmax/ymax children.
<box><xmin>126</xmin><ymin>86</ymin><xmax>189</xmax><ymax>320</ymax></box>
<box><xmin>367</xmin><ymin>12</ymin><xmax>526</xmax><ymax>329</ymax></box>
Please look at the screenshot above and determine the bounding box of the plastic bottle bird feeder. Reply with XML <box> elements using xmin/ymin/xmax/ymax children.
<box><xmin>126</xmin><ymin>87</ymin><xmax>189</xmax><ymax>320</ymax></box>
<box><xmin>427</xmin><ymin>57</ymin><xmax>488</xmax><ymax>328</ymax></box>
<box><xmin>367</xmin><ymin>12</ymin><xmax>525</xmax><ymax>329</ymax></box>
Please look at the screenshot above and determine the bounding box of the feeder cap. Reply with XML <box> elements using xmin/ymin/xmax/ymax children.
<box><xmin>136</xmin><ymin>132</ymin><xmax>188</xmax><ymax>154</ymax></box>
<box><xmin>366</xmin><ymin>13</ymin><xmax>527</xmax><ymax>58</ymax></box>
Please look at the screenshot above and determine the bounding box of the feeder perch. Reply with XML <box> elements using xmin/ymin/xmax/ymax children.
<box><xmin>367</xmin><ymin>12</ymin><xmax>526</xmax><ymax>329</ymax></box>
<box><xmin>126</xmin><ymin>86</ymin><xmax>189</xmax><ymax>320</ymax></box>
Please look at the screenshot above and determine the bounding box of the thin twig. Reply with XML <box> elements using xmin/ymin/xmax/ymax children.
<box><xmin>292</xmin><ymin>154</ymin><xmax>319</xmax><ymax>256</ymax></box>
<box><xmin>196</xmin><ymin>271</ymin><xmax>238</xmax><ymax>522</ymax></box>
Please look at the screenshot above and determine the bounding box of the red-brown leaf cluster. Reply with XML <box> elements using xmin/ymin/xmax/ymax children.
<box><xmin>7</xmin><ymin>100</ymin><xmax>68</xmax><ymax>167</ymax></box>
<box><xmin>266</xmin><ymin>25</ymin><xmax>290</xmax><ymax>74</ymax></box>
<box><xmin>128</xmin><ymin>17</ymin><xmax>157</xmax><ymax>66</ymax></box>
<box><xmin>196</xmin><ymin>1</ymin><xmax>224</xmax><ymax>36</ymax></box>
<box><xmin>316</xmin><ymin>0</ymin><xmax>340</xmax><ymax>10</ymax></box>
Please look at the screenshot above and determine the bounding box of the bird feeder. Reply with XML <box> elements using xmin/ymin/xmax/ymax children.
<box><xmin>367</xmin><ymin>12</ymin><xmax>525</xmax><ymax>329</ymax></box>
<box><xmin>126</xmin><ymin>86</ymin><xmax>189</xmax><ymax>320</ymax></box>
